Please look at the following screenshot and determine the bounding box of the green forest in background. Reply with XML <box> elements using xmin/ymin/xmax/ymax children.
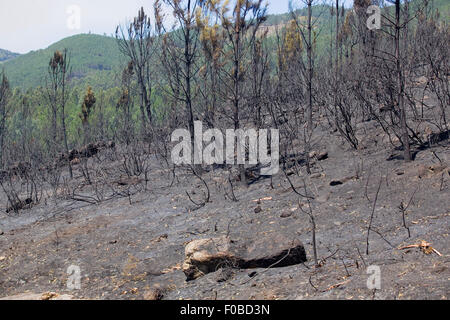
<box><xmin>2</xmin><ymin>0</ymin><xmax>448</xmax><ymax>89</ymax></box>
<box><xmin>0</xmin><ymin>0</ymin><xmax>448</xmax><ymax>156</ymax></box>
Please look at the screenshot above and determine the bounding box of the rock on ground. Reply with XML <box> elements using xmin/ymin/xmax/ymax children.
<box><xmin>182</xmin><ymin>235</ymin><xmax>307</xmax><ymax>281</ymax></box>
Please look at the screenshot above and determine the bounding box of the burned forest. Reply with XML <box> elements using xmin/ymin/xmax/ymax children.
<box><xmin>0</xmin><ymin>0</ymin><xmax>448</xmax><ymax>302</ymax></box>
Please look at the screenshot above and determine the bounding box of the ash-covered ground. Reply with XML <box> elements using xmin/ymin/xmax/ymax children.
<box><xmin>0</xmin><ymin>122</ymin><xmax>448</xmax><ymax>300</ymax></box>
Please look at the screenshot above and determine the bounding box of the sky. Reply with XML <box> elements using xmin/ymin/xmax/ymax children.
<box><xmin>0</xmin><ymin>0</ymin><xmax>298</xmax><ymax>54</ymax></box>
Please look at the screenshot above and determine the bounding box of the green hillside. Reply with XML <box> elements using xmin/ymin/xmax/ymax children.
<box><xmin>2</xmin><ymin>0</ymin><xmax>448</xmax><ymax>89</ymax></box>
<box><xmin>431</xmin><ymin>0</ymin><xmax>450</xmax><ymax>19</ymax></box>
<box><xmin>0</xmin><ymin>49</ymin><xmax>20</xmax><ymax>63</ymax></box>
<box><xmin>3</xmin><ymin>8</ymin><xmax>333</xmax><ymax>89</ymax></box>
<box><xmin>3</xmin><ymin>34</ymin><xmax>123</xmax><ymax>88</ymax></box>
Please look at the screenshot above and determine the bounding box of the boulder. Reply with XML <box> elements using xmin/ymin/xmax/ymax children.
<box><xmin>182</xmin><ymin>237</ymin><xmax>237</xmax><ymax>281</ymax></box>
<box><xmin>182</xmin><ymin>235</ymin><xmax>307</xmax><ymax>281</ymax></box>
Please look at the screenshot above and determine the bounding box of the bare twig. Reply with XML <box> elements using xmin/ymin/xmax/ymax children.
<box><xmin>366</xmin><ymin>178</ymin><xmax>382</xmax><ymax>255</ymax></box>
<box><xmin>399</xmin><ymin>188</ymin><xmax>418</xmax><ymax>238</ymax></box>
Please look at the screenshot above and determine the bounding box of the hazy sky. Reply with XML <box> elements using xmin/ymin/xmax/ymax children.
<box><xmin>0</xmin><ymin>0</ymin><xmax>299</xmax><ymax>54</ymax></box>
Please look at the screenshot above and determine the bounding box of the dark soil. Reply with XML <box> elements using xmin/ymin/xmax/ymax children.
<box><xmin>0</xmin><ymin>123</ymin><xmax>448</xmax><ymax>300</ymax></box>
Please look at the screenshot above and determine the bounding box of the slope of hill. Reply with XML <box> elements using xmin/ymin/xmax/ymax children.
<box><xmin>2</xmin><ymin>34</ymin><xmax>123</xmax><ymax>88</ymax></box>
<box><xmin>3</xmin><ymin>7</ymin><xmax>331</xmax><ymax>89</ymax></box>
<box><xmin>0</xmin><ymin>49</ymin><xmax>20</xmax><ymax>63</ymax></box>
<box><xmin>0</xmin><ymin>104</ymin><xmax>448</xmax><ymax>300</ymax></box>
<box><xmin>431</xmin><ymin>0</ymin><xmax>450</xmax><ymax>19</ymax></box>
<box><xmin>3</xmin><ymin>0</ymin><xmax>448</xmax><ymax>89</ymax></box>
